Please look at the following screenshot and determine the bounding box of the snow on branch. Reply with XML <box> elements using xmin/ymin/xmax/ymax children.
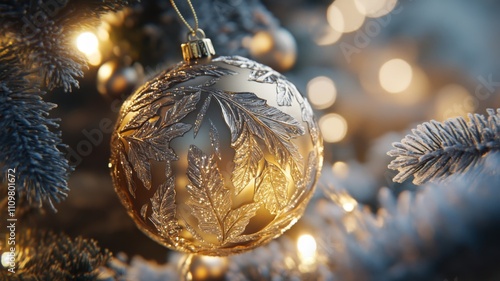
<box><xmin>0</xmin><ymin>47</ymin><xmax>71</xmax><ymax>210</ymax></box>
<box><xmin>387</xmin><ymin>109</ymin><xmax>500</xmax><ymax>184</ymax></box>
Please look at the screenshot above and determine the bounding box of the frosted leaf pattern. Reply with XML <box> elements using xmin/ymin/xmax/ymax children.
<box><xmin>150</xmin><ymin>178</ymin><xmax>182</xmax><ymax>243</ymax></box>
<box><xmin>255</xmin><ymin>163</ymin><xmax>288</xmax><ymax>215</ymax></box>
<box><xmin>214</xmin><ymin>56</ymin><xmax>295</xmax><ymax>106</ymax></box>
<box><xmin>185</xmin><ymin>145</ymin><xmax>259</xmax><ymax>245</ymax></box>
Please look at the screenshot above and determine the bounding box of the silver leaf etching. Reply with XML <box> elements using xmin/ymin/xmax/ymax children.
<box><xmin>184</xmin><ymin>145</ymin><xmax>259</xmax><ymax>245</ymax></box>
<box><xmin>150</xmin><ymin>177</ymin><xmax>182</xmax><ymax>243</ymax></box>
<box><xmin>214</xmin><ymin>56</ymin><xmax>295</xmax><ymax>106</ymax></box>
<box><xmin>255</xmin><ymin>163</ymin><xmax>289</xmax><ymax>215</ymax></box>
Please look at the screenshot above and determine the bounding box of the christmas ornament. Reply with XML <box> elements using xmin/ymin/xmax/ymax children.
<box><xmin>110</xmin><ymin>0</ymin><xmax>323</xmax><ymax>256</ymax></box>
<box><xmin>97</xmin><ymin>60</ymin><xmax>144</xmax><ymax>99</ymax></box>
<box><xmin>249</xmin><ymin>27</ymin><xmax>297</xmax><ymax>72</ymax></box>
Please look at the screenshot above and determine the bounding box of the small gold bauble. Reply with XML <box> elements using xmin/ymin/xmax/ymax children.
<box><xmin>110</xmin><ymin>55</ymin><xmax>323</xmax><ymax>256</ymax></box>
<box><xmin>249</xmin><ymin>28</ymin><xmax>297</xmax><ymax>72</ymax></box>
<box><xmin>97</xmin><ymin>60</ymin><xmax>144</xmax><ymax>99</ymax></box>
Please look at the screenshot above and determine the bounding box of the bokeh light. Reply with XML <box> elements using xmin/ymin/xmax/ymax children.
<box><xmin>314</xmin><ymin>25</ymin><xmax>343</xmax><ymax>46</ymax></box>
<box><xmin>297</xmin><ymin>234</ymin><xmax>317</xmax><ymax>264</ymax></box>
<box><xmin>76</xmin><ymin>32</ymin><xmax>101</xmax><ymax>66</ymax></box>
<box><xmin>76</xmin><ymin>32</ymin><xmax>99</xmax><ymax>55</ymax></box>
<box><xmin>327</xmin><ymin>0</ymin><xmax>366</xmax><ymax>33</ymax></box>
<box><xmin>319</xmin><ymin>113</ymin><xmax>348</xmax><ymax>143</ymax></box>
<box><xmin>355</xmin><ymin>0</ymin><xmax>398</xmax><ymax>18</ymax></box>
<box><xmin>307</xmin><ymin>76</ymin><xmax>337</xmax><ymax>109</ymax></box>
<box><xmin>250</xmin><ymin>31</ymin><xmax>273</xmax><ymax>56</ymax></box>
<box><xmin>340</xmin><ymin>196</ymin><xmax>358</xmax><ymax>212</ymax></box>
<box><xmin>434</xmin><ymin>84</ymin><xmax>471</xmax><ymax>120</ymax></box>
<box><xmin>1</xmin><ymin>252</ymin><xmax>12</xmax><ymax>268</ymax></box>
<box><xmin>379</xmin><ymin>58</ymin><xmax>413</xmax><ymax>93</ymax></box>
<box><xmin>332</xmin><ymin>161</ymin><xmax>349</xmax><ymax>179</ymax></box>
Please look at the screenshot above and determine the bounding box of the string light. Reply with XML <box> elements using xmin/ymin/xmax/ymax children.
<box><xmin>319</xmin><ymin>113</ymin><xmax>348</xmax><ymax>143</ymax></box>
<box><xmin>379</xmin><ymin>58</ymin><xmax>413</xmax><ymax>93</ymax></box>
<box><xmin>307</xmin><ymin>76</ymin><xmax>337</xmax><ymax>109</ymax></box>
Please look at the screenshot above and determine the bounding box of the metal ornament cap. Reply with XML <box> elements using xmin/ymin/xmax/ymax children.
<box><xmin>181</xmin><ymin>29</ymin><xmax>216</xmax><ymax>61</ymax></box>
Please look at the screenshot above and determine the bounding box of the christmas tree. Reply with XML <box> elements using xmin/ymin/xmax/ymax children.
<box><xmin>1</xmin><ymin>0</ymin><xmax>500</xmax><ymax>280</ymax></box>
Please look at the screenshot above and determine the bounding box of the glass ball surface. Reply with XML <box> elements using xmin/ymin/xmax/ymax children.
<box><xmin>110</xmin><ymin>56</ymin><xmax>323</xmax><ymax>256</ymax></box>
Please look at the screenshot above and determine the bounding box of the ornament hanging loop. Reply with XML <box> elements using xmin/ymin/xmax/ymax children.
<box><xmin>170</xmin><ymin>0</ymin><xmax>199</xmax><ymax>35</ymax></box>
<box><xmin>187</xmin><ymin>28</ymin><xmax>206</xmax><ymax>41</ymax></box>
<box><xmin>171</xmin><ymin>0</ymin><xmax>216</xmax><ymax>61</ymax></box>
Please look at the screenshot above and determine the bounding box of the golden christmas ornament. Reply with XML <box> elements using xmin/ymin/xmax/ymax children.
<box><xmin>110</xmin><ymin>0</ymin><xmax>323</xmax><ymax>256</ymax></box>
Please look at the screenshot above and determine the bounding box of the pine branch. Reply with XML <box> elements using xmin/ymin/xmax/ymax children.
<box><xmin>0</xmin><ymin>0</ymin><xmax>136</xmax><ymax>92</ymax></box>
<box><xmin>0</xmin><ymin>47</ymin><xmax>70</xmax><ymax>210</ymax></box>
<box><xmin>387</xmin><ymin>109</ymin><xmax>500</xmax><ymax>185</ymax></box>
<box><xmin>226</xmin><ymin>152</ymin><xmax>500</xmax><ymax>281</ymax></box>
<box><xmin>0</xmin><ymin>231</ymin><xmax>111</xmax><ymax>280</ymax></box>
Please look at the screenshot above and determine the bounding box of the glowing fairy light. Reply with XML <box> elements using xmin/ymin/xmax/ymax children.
<box><xmin>319</xmin><ymin>113</ymin><xmax>348</xmax><ymax>143</ymax></box>
<box><xmin>76</xmin><ymin>32</ymin><xmax>98</xmax><ymax>55</ymax></box>
<box><xmin>307</xmin><ymin>76</ymin><xmax>337</xmax><ymax>109</ymax></box>
<box><xmin>339</xmin><ymin>194</ymin><xmax>358</xmax><ymax>212</ymax></box>
<box><xmin>332</xmin><ymin>161</ymin><xmax>349</xmax><ymax>179</ymax></box>
<box><xmin>355</xmin><ymin>0</ymin><xmax>398</xmax><ymax>18</ymax></box>
<box><xmin>379</xmin><ymin>58</ymin><xmax>413</xmax><ymax>94</ymax></box>
<box><xmin>76</xmin><ymin>32</ymin><xmax>101</xmax><ymax>66</ymax></box>
<box><xmin>297</xmin><ymin>234</ymin><xmax>317</xmax><ymax>265</ymax></box>
<box><xmin>1</xmin><ymin>252</ymin><xmax>13</xmax><ymax>268</ymax></box>
<box><xmin>327</xmin><ymin>0</ymin><xmax>365</xmax><ymax>33</ymax></box>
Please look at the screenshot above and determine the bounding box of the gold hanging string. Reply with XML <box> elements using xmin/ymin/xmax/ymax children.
<box><xmin>170</xmin><ymin>0</ymin><xmax>199</xmax><ymax>36</ymax></box>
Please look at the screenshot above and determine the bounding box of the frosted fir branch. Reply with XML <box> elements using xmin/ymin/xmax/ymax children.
<box><xmin>327</xmin><ymin>152</ymin><xmax>500</xmax><ymax>281</ymax></box>
<box><xmin>0</xmin><ymin>231</ymin><xmax>111</xmax><ymax>280</ymax></box>
<box><xmin>387</xmin><ymin>109</ymin><xmax>500</xmax><ymax>185</ymax></box>
<box><xmin>226</xmin><ymin>152</ymin><xmax>500</xmax><ymax>281</ymax></box>
<box><xmin>0</xmin><ymin>47</ymin><xmax>70</xmax><ymax>210</ymax></box>
<box><xmin>0</xmin><ymin>0</ymin><xmax>136</xmax><ymax>92</ymax></box>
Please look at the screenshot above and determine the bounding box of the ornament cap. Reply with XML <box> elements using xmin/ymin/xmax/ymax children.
<box><xmin>181</xmin><ymin>29</ymin><xmax>216</xmax><ymax>61</ymax></box>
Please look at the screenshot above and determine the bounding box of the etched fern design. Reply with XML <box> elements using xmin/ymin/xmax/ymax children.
<box><xmin>213</xmin><ymin>56</ymin><xmax>296</xmax><ymax>106</ymax></box>
<box><xmin>121</xmin><ymin>93</ymin><xmax>199</xmax><ymax>190</ymax></box>
<box><xmin>213</xmin><ymin>91</ymin><xmax>305</xmax><ymax>189</ymax></box>
<box><xmin>149</xmin><ymin>177</ymin><xmax>182</xmax><ymax>243</ymax></box>
<box><xmin>185</xmin><ymin>145</ymin><xmax>259</xmax><ymax>245</ymax></box>
<box><xmin>232</xmin><ymin>129</ymin><xmax>264</xmax><ymax>194</ymax></box>
<box><xmin>255</xmin><ymin>163</ymin><xmax>288</xmax><ymax>215</ymax></box>
<box><xmin>122</xmin><ymin>64</ymin><xmax>236</xmax><ymax>117</ymax></box>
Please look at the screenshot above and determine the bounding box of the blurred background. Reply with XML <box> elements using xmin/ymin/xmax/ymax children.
<box><xmin>33</xmin><ymin>0</ymin><xmax>500</xmax><ymax>267</ymax></box>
